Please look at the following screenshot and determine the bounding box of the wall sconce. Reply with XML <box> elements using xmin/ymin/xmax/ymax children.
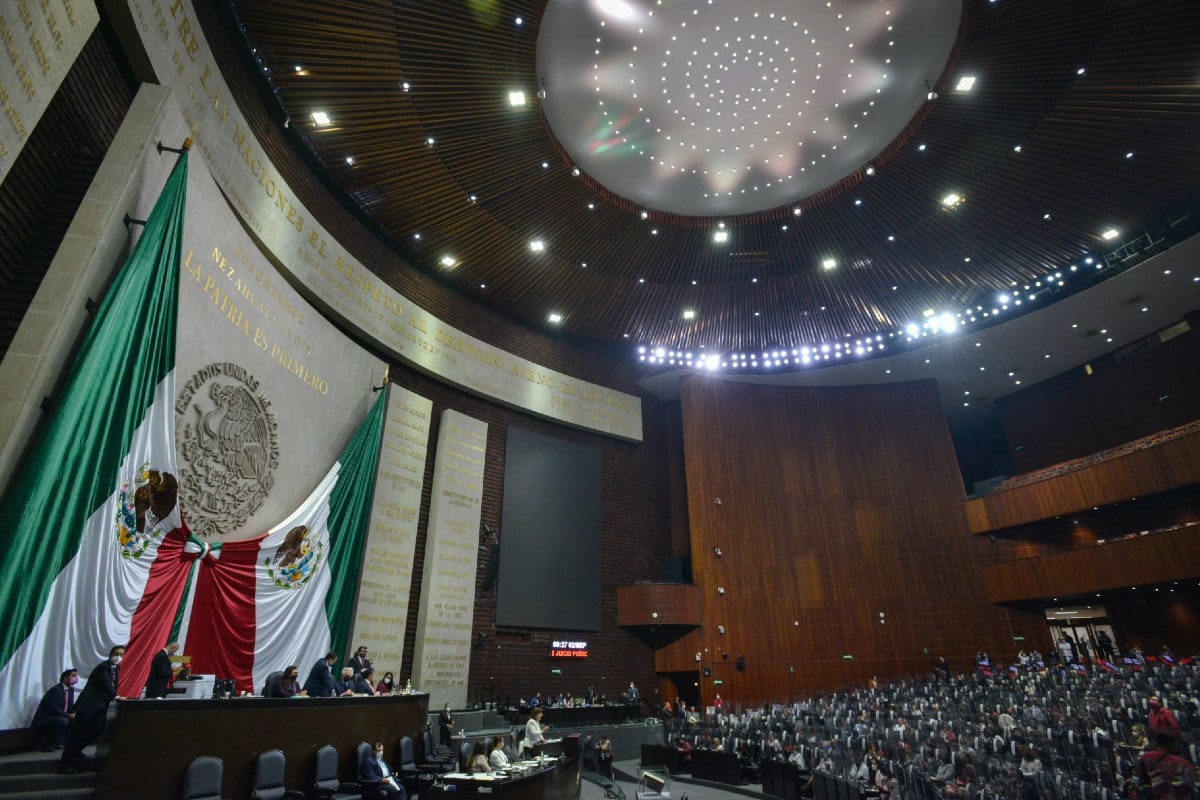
<box><xmin>717</xmin><ymin>587</ymin><xmax>726</xmax><ymax>595</ymax></box>
<box><xmin>714</xmin><ymin>497</ymin><xmax>722</xmax><ymax>505</ymax></box>
<box><xmin>718</xmin><ymin>625</ymin><xmax>726</xmax><ymax>634</ymax></box>
<box><xmin>713</xmin><ymin>547</ymin><xmax>723</xmax><ymax>557</ymax></box>
<box><xmin>695</xmin><ymin>652</ymin><xmax>702</xmax><ymax>662</ymax></box>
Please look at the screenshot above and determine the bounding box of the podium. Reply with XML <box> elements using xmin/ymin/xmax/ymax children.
<box><xmin>637</xmin><ymin>767</ymin><xmax>670</xmax><ymax>798</ymax></box>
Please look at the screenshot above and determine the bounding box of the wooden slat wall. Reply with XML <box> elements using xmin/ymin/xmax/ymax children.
<box><xmin>678</xmin><ymin>377</ymin><xmax>1048</xmax><ymax>705</ymax></box>
<box><xmin>965</xmin><ymin>429</ymin><xmax>1200</xmax><ymax>533</ymax></box>
<box><xmin>617</xmin><ymin>584</ymin><xmax>702</xmax><ymax>627</ymax></box>
<box><xmin>982</xmin><ymin>527</ymin><xmax>1200</xmax><ymax>603</ymax></box>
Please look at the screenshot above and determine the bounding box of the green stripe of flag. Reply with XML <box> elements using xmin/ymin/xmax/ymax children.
<box><xmin>0</xmin><ymin>152</ymin><xmax>188</xmax><ymax>668</ymax></box>
<box><xmin>324</xmin><ymin>387</ymin><xmax>387</xmax><ymax>657</ymax></box>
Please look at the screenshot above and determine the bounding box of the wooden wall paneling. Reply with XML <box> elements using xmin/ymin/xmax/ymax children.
<box><xmin>982</xmin><ymin>526</ymin><xmax>1200</xmax><ymax>603</ymax></box>
<box><xmin>997</xmin><ymin>335</ymin><xmax>1200</xmax><ymax>473</ymax></box>
<box><xmin>679</xmin><ymin>377</ymin><xmax>1045</xmax><ymax>705</ymax></box>
<box><xmin>965</xmin><ymin>429</ymin><xmax>1200</xmax><ymax>532</ymax></box>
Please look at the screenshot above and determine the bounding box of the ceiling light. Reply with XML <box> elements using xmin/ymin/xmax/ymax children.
<box><xmin>821</xmin><ymin>258</ymin><xmax>837</xmax><ymax>270</ymax></box>
<box><xmin>508</xmin><ymin>91</ymin><xmax>527</xmax><ymax>107</ymax></box>
<box><xmin>547</xmin><ymin>312</ymin><xmax>562</xmax><ymax>324</ymax></box>
<box><xmin>344</xmin><ymin>156</ymin><xmax>354</xmax><ymax>165</ymax></box>
<box><xmin>1101</xmin><ymin>228</ymin><xmax>1119</xmax><ymax>240</ymax></box>
<box><xmin>713</xmin><ymin>230</ymin><xmax>729</xmax><ymax>243</ymax></box>
<box><xmin>640</xmin><ymin>209</ymin><xmax>649</xmax><ymax>220</ymax></box>
<box><xmin>529</xmin><ymin>239</ymin><xmax>546</xmax><ymax>252</ymax></box>
<box><xmin>439</xmin><ymin>255</ymin><xmax>457</xmax><ymax>268</ymax></box>
<box><xmin>955</xmin><ymin>75</ymin><xmax>976</xmax><ymax>92</ymax></box>
<box><xmin>941</xmin><ymin>192</ymin><xmax>962</xmax><ymax>207</ymax></box>
<box><xmin>683</xmin><ymin>309</ymin><xmax>696</xmax><ymax>320</ymax></box>
<box><xmin>311</xmin><ymin>111</ymin><xmax>331</xmax><ymax>125</ymax></box>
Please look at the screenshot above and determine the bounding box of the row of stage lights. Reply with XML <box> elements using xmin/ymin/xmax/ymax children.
<box><xmin>637</xmin><ymin>254</ymin><xmax>1110</xmax><ymax>370</ymax></box>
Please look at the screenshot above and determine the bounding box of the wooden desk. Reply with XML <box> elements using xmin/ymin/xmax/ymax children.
<box><xmin>430</xmin><ymin>755</ymin><xmax>581</xmax><ymax>799</ymax></box>
<box><xmin>97</xmin><ymin>692</ymin><xmax>429</xmax><ymax>799</ymax></box>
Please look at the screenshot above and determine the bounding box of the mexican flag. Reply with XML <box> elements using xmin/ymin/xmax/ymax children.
<box><xmin>0</xmin><ymin>149</ymin><xmax>190</xmax><ymax>730</ymax></box>
<box><xmin>141</xmin><ymin>388</ymin><xmax>386</xmax><ymax>695</ymax></box>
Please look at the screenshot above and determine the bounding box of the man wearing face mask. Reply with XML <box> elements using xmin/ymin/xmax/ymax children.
<box><xmin>360</xmin><ymin>741</ymin><xmax>407</xmax><ymax>798</ymax></box>
<box><xmin>60</xmin><ymin>645</ymin><xmax>125</xmax><ymax>773</ymax></box>
<box><xmin>31</xmin><ymin>669</ymin><xmax>77</xmax><ymax>750</ymax></box>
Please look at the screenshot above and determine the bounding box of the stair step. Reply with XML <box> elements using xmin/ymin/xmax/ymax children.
<box><xmin>0</xmin><ymin>770</ymin><xmax>96</xmax><ymax>791</ymax></box>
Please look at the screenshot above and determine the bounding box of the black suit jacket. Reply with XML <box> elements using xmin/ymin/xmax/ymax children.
<box><xmin>74</xmin><ymin>661</ymin><xmax>118</xmax><ymax>716</ymax></box>
<box><xmin>144</xmin><ymin>649</ymin><xmax>173</xmax><ymax>698</ymax></box>
<box><xmin>31</xmin><ymin>683</ymin><xmax>75</xmax><ymax>726</ymax></box>
<box><xmin>348</xmin><ymin>655</ymin><xmax>372</xmax><ymax>677</ymax></box>
<box><xmin>303</xmin><ymin>658</ymin><xmax>335</xmax><ymax>697</ymax></box>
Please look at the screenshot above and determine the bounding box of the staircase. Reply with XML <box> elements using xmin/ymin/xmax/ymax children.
<box><xmin>0</xmin><ymin>750</ymin><xmax>97</xmax><ymax>799</ymax></box>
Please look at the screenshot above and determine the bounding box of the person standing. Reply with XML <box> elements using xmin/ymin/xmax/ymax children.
<box><xmin>438</xmin><ymin>702</ymin><xmax>454</xmax><ymax>749</ymax></box>
<box><xmin>31</xmin><ymin>669</ymin><xmax>77</xmax><ymax>750</ymax></box>
<box><xmin>1148</xmin><ymin>697</ymin><xmax>1181</xmax><ymax>743</ymax></box>
<box><xmin>348</xmin><ymin>646</ymin><xmax>372</xmax><ymax>678</ymax></box>
<box><xmin>522</xmin><ymin>708</ymin><xmax>548</xmax><ymax>756</ymax></box>
<box><xmin>303</xmin><ymin>652</ymin><xmax>338</xmax><ymax>698</ymax></box>
<box><xmin>628</xmin><ymin>681</ymin><xmax>640</xmax><ymax>705</ymax></box>
<box><xmin>144</xmin><ymin>642</ymin><xmax>180</xmax><ymax>699</ymax></box>
<box><xmin>61</xmin><ymin>645</ymin><xmax>124</xmax><ymax>773</ymax></box>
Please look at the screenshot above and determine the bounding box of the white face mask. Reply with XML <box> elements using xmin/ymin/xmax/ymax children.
<box><xmin>110</xmin><ymin>655</ymin><xmax>123</xmax><ymax>665</ymax></box>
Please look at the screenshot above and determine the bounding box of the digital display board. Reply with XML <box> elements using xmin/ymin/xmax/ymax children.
<box><xmin>549</xmin><ymin>639</ymin><xmax>589</xmax><ymax>658</ymax></box>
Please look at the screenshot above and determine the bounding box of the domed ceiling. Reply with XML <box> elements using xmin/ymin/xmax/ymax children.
<box><xmin>223</xmin><ymin>0</ymin><xmax>1200</xmax><ymax>375</ymax></box>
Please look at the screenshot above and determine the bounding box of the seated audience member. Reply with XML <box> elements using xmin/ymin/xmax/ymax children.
<box><xmin>377</xmin><ymin>671</ymin><xmax>396</xmax><ymax>694</ymax></box>
<box><xmin>361</xmin><ymin>741</ymin><xmax>407</xmax><ymax>799</ymax></box>
<box><xmin>1019</xmin><ymin>746</ymin><xmax>1042</xmax><ymax>778</ymax></box>
<box><xmin>468</xmin><ymin>739</ymin><xmax>491</xmax><ymax>774</ymax></box>
<box><xmin>676</xmin><ymin>737</ymin><xmax>693</xmax><ymax>771</ymax></box>
<box><xmin>1148</xmin><ymin>696</ymin><xmax>1181</xmax><ymax>743</ymax></box>
<box><xmin>31</xmin><ymin>669</ymin><xmax>77</xmax><ymax>750</ymax></box>
<box><xmin>489</xmin><ymin>735</ymin><xmax>511</xmax><ymax>771</ymax></box>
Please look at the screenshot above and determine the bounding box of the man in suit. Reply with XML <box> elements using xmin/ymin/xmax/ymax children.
<box><xmin>303</xmin><ymin>652</ymin><xmax>338</xmax><ymax>698</ymax></box>
<box><xmin>360</xmin><ymin>741</ymin><xmax>407</xmax><ymax>799</ymax></box>
<box><xmin>347</xmin><ymin>645</ymin><xmax>372</xmax><ymax>678</ymax></box>
<box><xmin>334</xmin><ymin>667</ymin><xmax>356</xmax><ymax>697</ymax></box>
<box><xmin>144</xmin><ymin>641</ymin><xmax>180</xmax><ymax>699</ymax></box>
<box><xmin>61</xmin><ymin>645</ymin><xmax>124</xmax><ymax>773</ymax></box>
<box><xmin>31</xmin><ymin>669</ymin><xmax>77</xmax><ymax>750</ymax></box>
<box><xmin>438</xmin><ymin>702</ymin><xmax>454</xmax><ymax>748</ymax></box>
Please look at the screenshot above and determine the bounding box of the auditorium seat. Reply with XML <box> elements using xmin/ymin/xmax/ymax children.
<box><xmin>352</xmin><ymin>742</ymin><xmax>382</xmax><ymax>800</ymax></box>
<box><xmin>419</xmin><ymin>729</ymin><xmax>456</xmax><ymax>770</ymax></box>
<box><xmin>313</xmin><ymin>744</ymin><xmax>363</xmax><ymax>800</ymax></box>
<box><xmin>181</xmin><ymin>755</ymin><xmax>224</xmax><ymax>800</ymax></box>
<box><xmin>261</xmin><ymin>670</ymin><xmax>283</xmax><ymax>698</ymax></box>
<box><xmin>250</xmin><ymin>749</ymin><xmax>304</xmax><ymax>800</ymax></box>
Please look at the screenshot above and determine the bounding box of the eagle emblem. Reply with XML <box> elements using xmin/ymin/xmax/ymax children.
<box><xmin>263</xmin><ymin>525</ymin><xmax>324</xmax><ymax>589</ymax></box>
<box><xmin>115</xmin><ymin>465</ymin><xmax>179</xmax><ymax>559</ymax></box>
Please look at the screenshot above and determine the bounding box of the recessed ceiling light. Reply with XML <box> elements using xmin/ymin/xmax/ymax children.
<box><xmin>941</xmin><ymin>192</ymin><xmax>962</xmax><ymax>207</ymax></box>
<box><xmin>515</xmin><ymin>16</ymin><xmax>523</xmax><ymax>25</ymax></box>
<box><xmin>401</xmin><ymin>81</ymin><xmax>410</xmax><ymax>91</ymax></box>
<box><xmin>683</xmin><ymin>309</ymin><xmax>696</xmax><ymax>320</ymax></box>
<box><xmin>439</xmin><ymin>255</ymin><xmax>457</xmax><ymax>268</ymax></box>
<box><xmin>547</xmin><ymin>312</ymin><xmax>562</xmax><ymax>324</ymax></box>
<box><xmin>294</xmin><ymin>65</ymin><xmax>303</xmax><ymax>73</ymax></box>
<box><xmin>508</xmin><ymin>91</ymin><xmax>527</xmax><ymax>107</ymax></box>
<box><xmin>821</xmin><ymin>258</ymin><xmax>837</xmax><ymax>270</ymax></box>
<box><xmin>529</xmin><ymin>239</ymin><xmax>546</xmax><ymax>252</ymax></box>
<box><xmin>955</xmin><ymin>75</ymin><xmax>976</xmax><ymax>92</ymax></box>
<box><xmin>1101</xmin><ymin>228</ymin><xmax>1119</xmax><ymax>240</ymax></box>
<box><xmin>713</xmin><ymin>230</ymin><xmax>729</xmax><ymax>243</ymax></box>
<box><xmin>311</xmin><ymin>111</ymin><xmax>331</xmax><ymax>125</ymax></box>
<box><xmin>344</xmin><ymin>156</ymin><xmax>354</xmax><ymax>165</ymax></box>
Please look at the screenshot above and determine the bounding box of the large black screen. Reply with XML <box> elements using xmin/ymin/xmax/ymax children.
<box><xmin>494</xmin><ymin>427</ymin><xmax>602</xmax><ymax>630</ymax></box>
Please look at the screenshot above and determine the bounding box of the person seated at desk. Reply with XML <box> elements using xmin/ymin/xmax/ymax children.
<box><xmin>468</xmin><ymin>739</ymin><xmax>491</xmax><ymax>774</ymax></box>
<box><xmin>489</xmin><ymin>735</ymin><xmax>511</xmax><ymax>771</ymax></box>
<box><xmin>271</xmin><ymin>666</ymin><xmax>306</xmax><ymax>698</ymax></box>
<box><xmin>31</xmin><ymin>669</ymin><xmax>77</xmax><ymax>750</ymax></box>
<box><xmin>378</xmin><ymin>671</ymin><xmax>396</xmax><ymax>694</ymax></box>
<box><xmin>351</xmin><ymin>666</ymin><xmax>377</xmax><ymax>695</ymax></box>
<box><xmin>521</xmin><ymin>708</ymin><xmax>548</xmax><ymax>756</ymax></box>
<box><xmin>334</xmin><ymin>668</ymin><xmax>357</xmax><ymax>697</ymax></box>
<box><xmin>361</xmin><ymin>741</ymin><xmax>407</xmax><ymax>799</ymax></box>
